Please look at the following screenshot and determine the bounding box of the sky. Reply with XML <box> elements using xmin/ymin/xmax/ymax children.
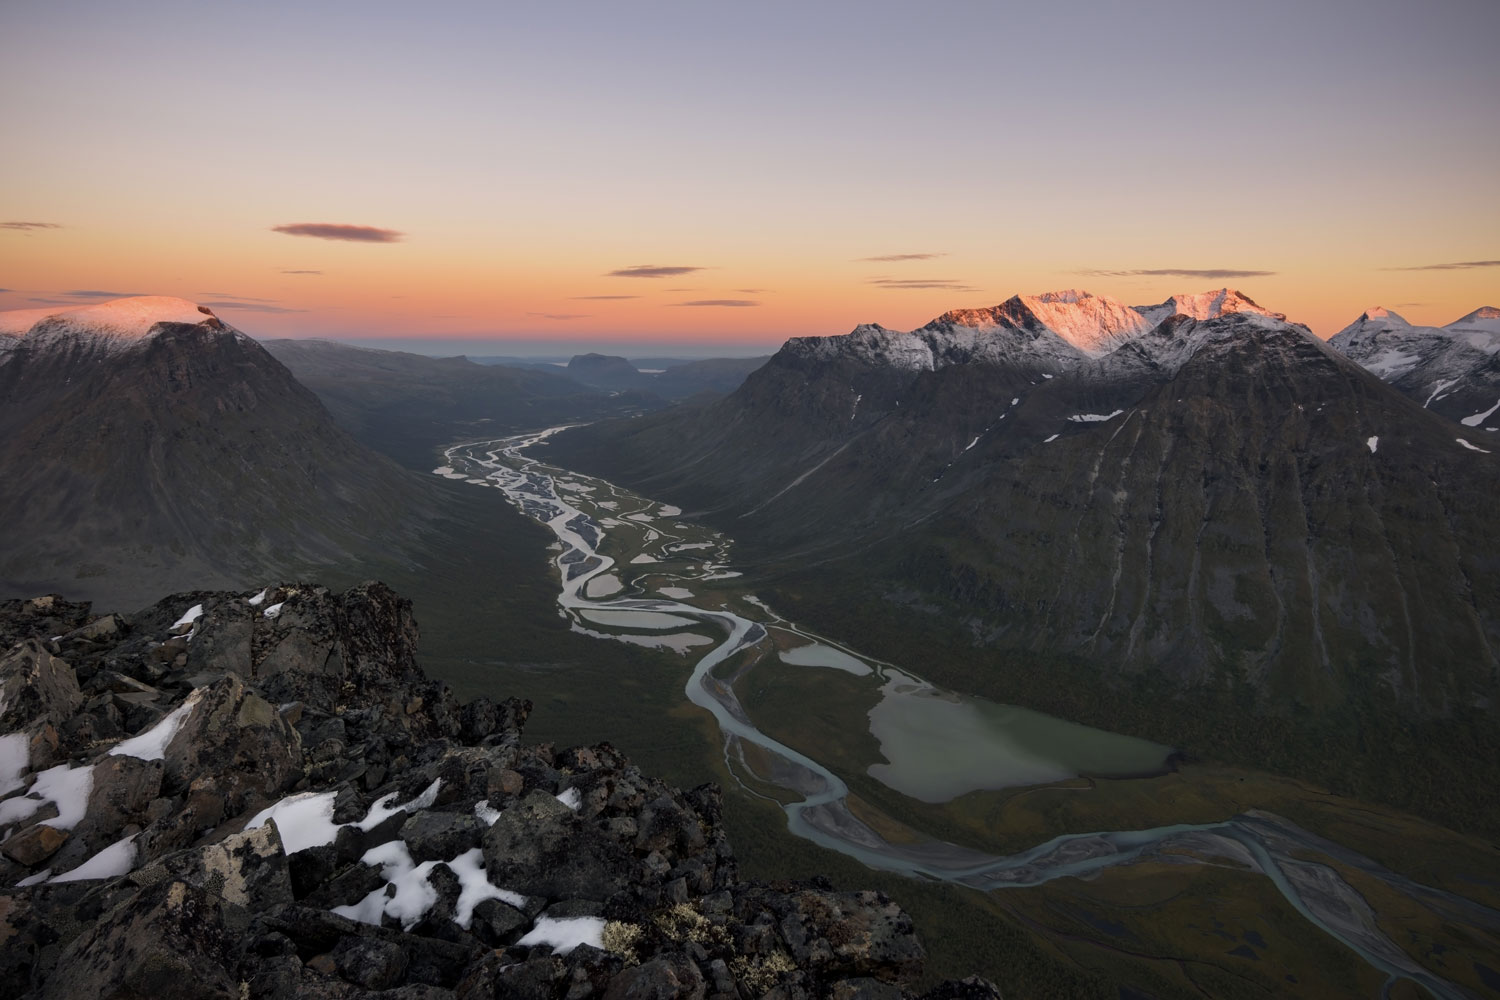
<box><xmin>1</xmin><ymin>0</ymin><xmax>1496</xmax><ymax>355</ymax></box>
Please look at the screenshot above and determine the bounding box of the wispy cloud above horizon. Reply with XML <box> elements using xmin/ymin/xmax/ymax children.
<box><xmin>527</xmin><ymin>311</ymin><xmax>590</xmax><ymax>320</ymax></box>
<box><xmin>281</xmin><ymin>269</ymin><xmax>324</xmax><ymax>275</ymax></box>
<box><xmin>1077</xmin><ymin>267</ymin><xmax>1276</xmax><ymax>279</ymax></box>
<box><xmin>672</xmin><ymin>299</ymin><xmax>759</xmax><ymax>307</ymax></box>
<box><xmin>868</xmin><ymin>277</ymin><xmax>977</xmax><ymax>291</ymax></box>
<box><xmin>571</xmin><ymin>294</ymin><xmax>639</xmax><ymax>300</ymax></box>
<box><xmin>201</xmin><ymin>299</ymin><xmax>307</xmax><ymax>313</ymax></box>
<box><xmin>1</xmin><ymin>221</ymin><xmax>62</xmax><ymax>232</ymax></box>
<box><xmin>271</xmin><ymin>223</ymin><xmax>404</xmax><ymax>243</ymax></box>
<box><xmin>63</xmin><ymin>289</ymin><xmax>147</xmax><ymax>299</ymax></box>
<box><xmin>856</xmin><ymin>252</ymin><xmax>946</xmax><ymax>262</ymax></box>
<box><xmin>1383</xmin><ymin>259</ymin><xmax>1500</xmax><ymax>271</ymax></box>
<box><xmin>606</xmin><ymin>265</ymin><xmax>704</xmax><ymax>278</ymax></box>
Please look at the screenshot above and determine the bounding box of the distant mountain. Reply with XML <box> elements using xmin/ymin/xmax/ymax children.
<box><xmin>261</xmin><ymin>340</ymin><xmax>662</xmax><ymax>468</ymax></box>
<box><xmin>549</xmin><ymin>352</ymin><xmax>770</xmax><ymax>400</ymax></box>
<box><xmin>0</xmin><ymin>298</ymin><xmax>435</xmax><ymax>606</ymax></box>
<box><xmin>1329</xmin><ymin>306</ymin><xmax>1500</xmax><ymax>431</ymax></box>
<box><xmin>547</xmin><ymin>290</ymin><xmax>1500</xmax><ymax>727</ymax></box>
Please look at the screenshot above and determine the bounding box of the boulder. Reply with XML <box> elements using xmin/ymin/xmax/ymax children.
<box><xmin>40</xmin><ymin>879</ymin><xmax>237</xmax><ymax>1000</ymax></box>
<box><xmin>0</xmin><ymin>641</ymin><xmax>82</xmax><ymax>731</ymax></box>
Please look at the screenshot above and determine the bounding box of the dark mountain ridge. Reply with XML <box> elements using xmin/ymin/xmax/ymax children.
<box><xmin>0</xmin><ymin>299</ymin><xmax>439</xmax><ymax>607</ymax></box>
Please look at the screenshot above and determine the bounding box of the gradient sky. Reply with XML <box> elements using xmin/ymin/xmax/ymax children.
<box><xmin>2</xmin><ymin>0</ymin><xmax>1496</xmax><ymax>355</ymax></box>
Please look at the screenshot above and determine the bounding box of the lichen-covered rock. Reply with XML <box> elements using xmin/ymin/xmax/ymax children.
<box><xmin>0</xmin><ymin>641</ymin><xmax>82</xmax><ymax>732</ymax></box>
<box><xmin>39</xmin><ymin>879</ymin><xmax>238</xmax><ymax>1000</ymax></box>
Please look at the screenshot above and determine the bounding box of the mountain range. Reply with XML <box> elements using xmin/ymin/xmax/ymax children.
<box><xmin>544</xmin><ymin>288</ymin><xmax>1500</xmax><ymax>825</ymax></box>
<box><xmin>1329</xmin><ymin>305</ymin><xmax>1500</xmax><ymax>431</ymax></box>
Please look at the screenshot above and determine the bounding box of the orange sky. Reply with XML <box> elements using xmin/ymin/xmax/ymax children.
<box><xmin>2</xmin><ymin>2</ymin><xmax>1496</xmax><ymax>353</ymax></box>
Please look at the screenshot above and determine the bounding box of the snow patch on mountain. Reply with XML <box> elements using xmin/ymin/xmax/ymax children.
<box><xmin>1134</xmin><ymin>288</ymin><xmax>1281</xmax><ymax>327</ymax></box>
<box><xmin>0</xmin><ymin>296</ymin><xmax>223</xmax><ymax>355</ymax></box>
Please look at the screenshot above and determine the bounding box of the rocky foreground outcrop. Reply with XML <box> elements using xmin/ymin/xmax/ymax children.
<box><xmin>0</xmin><ymin>583</ymin><xmax>998</xmax><ymax>999</ymax></box>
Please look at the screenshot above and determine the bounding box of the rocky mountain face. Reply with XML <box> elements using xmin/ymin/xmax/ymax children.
<box><xmin>545</xmin><ymin>292</ymin><xmax>1500</xmax><ymax>723</ymax></box>
<box><xmin>1328</xmin><ymin>305</ymin><xmax>1500</xmax><ymax>432</ymax></box>
<box><xmin>0</xmin><ymin>299</ymin><xmax>437</xmax><ymax>608</ymax></box>
<box><xmin>0</xmin><ymin>583</ymin><xmax>996</xmax><ymax>1000</ymax></box>
<box><xmin>261</xmin><ymin>339</ymin><xmax>660</xmax><ymax>469</ymax></box>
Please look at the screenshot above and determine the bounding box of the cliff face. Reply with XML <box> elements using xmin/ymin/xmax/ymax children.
<box><xmin>0</xmin><ymin>583</ymin><xmax>995</xmax><ymax>1000</ymax></box>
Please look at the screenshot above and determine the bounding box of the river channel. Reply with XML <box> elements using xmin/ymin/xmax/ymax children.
<box><xmin>439</xmin><ymin>427</ymin><xmax>1494</xmax><ymax>1000</ymax></box>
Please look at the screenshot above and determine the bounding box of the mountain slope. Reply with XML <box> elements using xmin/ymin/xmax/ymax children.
<box><xmin>1329</xmin><ymin>306</ymin><xmax>1500</xmax><ymax>431</ymax></box>
<box><xmin>0</xmin><ymin>298</ymin><xmax>437</xmax><ymax>605</ymax></box>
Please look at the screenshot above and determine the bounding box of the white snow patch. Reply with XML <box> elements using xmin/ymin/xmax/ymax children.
<box><xmin>474</xmin><ymin>800</ymin><xmax>502</xmax><ymax>826</ymax></box>
<box><xmin>517</xmin><ymin>916</ymin><xmax>606</xmax><ymax>955</ymax></box>
<box><xmin>431</xmin><ymin>466</ymin><xmax>455</xmax><ymax>476</ymax></box>
<box><xmin>1043</xmin><ymin>434</ymin><xmax>1060</xmax><ymax>443</ymax></box>
<box><xmin>447</xmin><ymin>847</ymin><xmax>526</xmax><ymax>928</ymax></box>
<box><xmin>629</xmin><ymin>554</ymin><xmax>659</xmax><ymax>564</ymax></box>
<box><xmin>262</xmin><ymin>602</ymin><xmax>284</xmax><ymax>619</ymax></box>
<box><xmin>1456</xmin><ymin>438</ymin><xmax>1491</xmax><ymax>453</ymax></box>
<box><xmin>246</xmin><ymin>588</ymin><xmax>268</xmax><ymax>607</ymax></box>
<box><xmin>245</xmin><ymin>790</ymin><xmax>341</xmax><ymax>853</ymax></box>
<box><xmin>964</xmin><ymin>436</ymin><xmax>980</xmax><ymax>451</ymax></box>
<box><xmin>658</xmin><ymin>504</ymin><xmax>681</xmax><ymax>517</ymax></box>
<box><xmin>1010</xmin><ymin>398</ymin><xmax>1019</xmax><ymax>406</ymax></box>
<box><xmin>27</xmin><ymin>764</ymin><xmax>94</xmax><ymax>830</ymax></box>
<box><xmin>333</xmin><ymin>841</ymin><xmax>438</xmax><ymax>930</ymax></box>
<box><xmin>657</xmin><ymin>586</ymin><xmax>694</xmax><ymax>599</ymax></box>
<box><xmin>1366</xmin><ymin>436</ymin><xmax>1379</xmax><ymax>454</ymax></box>
<box><xmin>1424</xmin><ymin>378</ymin><xmax>1459</xmax><ymax>408</ymax></box>
<box><xmin>170</xmin><ymin>604</ymin><xmax>204</xmax><ymax>632</ymax></box>
<box><xmin>669</xmin><ymin>542</ymin><xmax>714</xmax><ymax>552</ymax></box>
<box><xmin>52</xmin><ymin>833</ymin><xmax>136</xmax><ymax>883</ymax></box>
<box><xmin>351</xmin><ymin>778</ymin><xmax>443</xmax><ymax>834</ymax></box>
<box><xmin>108</xmin><ymin>689</ymin><xmax>201</xmax><ymax>761</ymax></box>
<box><xmin>1460</xmin><ymin>398</ymin><xmax>1500</xmax><ymax>427</ymax></box>
<box><xmin>0</xmin><ymin>733</ymin><xmax>28</xmax><ymax>797</ymax></box>
<box><xmin>1067</xmin><ymin>410</ymin><xmax>1124</xmax><ymax>423</ymax></box>
<box><xmin>15</xmin><ymin>869</ymin><xmax>50</xmax><ymax>887</ymax></box>
<box><xmin>555</xmin><ymin>787</ymin><xmax>581</xmax><ymax>811</ymax></box>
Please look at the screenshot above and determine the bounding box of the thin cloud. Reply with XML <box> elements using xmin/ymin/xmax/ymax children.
<box><xmin>1383</xmin><ymin>259</ymin><xmax>1500</xmax><ymax>271</ymax></box>
<box><xmin>27</xmin><ymin>297</ymin><xmax>72</xmax><ymax>305</ymax></box>
<box><xmin>201</xmin><ymin>291</ymin><xmax>279</xmax><ymax>303</ymax></box>
<box><xmin>1</xmin><ymin>221</ymin><xmax>62</xmax><ymax>232</ymax></box>
<box><xmin>606</xmin><ymin>264</ymin><xmax>704</xmax><ymax>278</ymax></box>
<box><xmin>200</xmin><ymin>300</ymin><xmax>307</xmax><ymax>314</ymax></box>
<box><xmin>856</xmin><ymin>252</ymin><xmax>947</xmax><ymax>262</ymax></box>
<box><xmin>1076</xmin><ymin>267</ymin><xmax>1276</xmax><ymax>279</ymax></box>
<box><xmin>868</xmin><ymin>278</ymin><xmax>978</xmax><ymax>291</ymax></box>
<box><xmin>527</xmin><ymin>311</ymin><xmax>590</xmax><ymax>320</ymax></box>
<box><xmin>281</xmin><ymin>269</ymin><xmax>324</xmax><ymax>275</ymax></box>
<box><xmin>271</xmin><ymin>222</ymin><xmax>404</xmax><ymax>243</ymax></box>
<box><xmin>671</xmin><ymin>299</ymin><xmax>759</xmax><ymax>307</ymax></box>
<box><xmin>734</xmin><ymin>288</ymin><xmax>767</xmax><ymax>294</ymax></box>
<box><xmin>570</xmin><ymin>294</ymin><xmax>639</xmax><ymax>300</ymax></box>
<box><xmin>63</xmin><ymin>289</ymin><xmax>148</xmax><ymax>299</ymax></box>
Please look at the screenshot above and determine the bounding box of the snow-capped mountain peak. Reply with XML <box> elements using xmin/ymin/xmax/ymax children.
<box><xmin>1013</xmin><ymin>289</ymin><xmax>1152</xmax><ymax>357</ymax></box>
<box><xmin>0</xmin><ymin>296</ymin><xmax>226</xmax><ymax>355</ymax></box>
<box><xmin>1134</xmin><ymin>288</ymin><xmax>1282</xmax><ymax>327</ymax></box>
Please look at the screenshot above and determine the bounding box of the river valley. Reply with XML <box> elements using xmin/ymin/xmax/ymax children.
<box><xmin>437</xmin><ymin>428</ymin><xmax>1500</xmax><ymax>1000</ymax></box>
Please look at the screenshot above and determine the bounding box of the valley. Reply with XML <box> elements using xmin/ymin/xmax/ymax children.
<box><xmin>434</xmin><ymin>427</ymin><xmax>1500</xmax><ymax>1000</ymax></box>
